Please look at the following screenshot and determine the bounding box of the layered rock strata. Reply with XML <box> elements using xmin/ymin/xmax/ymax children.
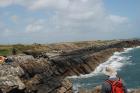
<box><xmin>0</xmin><ymin>40</ymin><xmax>140</xmax><ymax>93</ymax></box>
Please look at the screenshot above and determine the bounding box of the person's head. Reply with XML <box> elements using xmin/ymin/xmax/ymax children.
<box><xmin>3</xmin><ymin>56</ymin><xmax>7</xmax><ymax>61</ymax></box>
<box><xmin>0</xmin><ymin>56</ymin><xmax>6</xmax><ymax>63</ymax></box>
<box><xmin>103</xmin><ymin>66</ymin><xmax>117</xmax><ymax>77</ymax></box>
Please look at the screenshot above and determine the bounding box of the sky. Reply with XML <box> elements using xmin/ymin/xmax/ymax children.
<box><xmin>0</xmin><ymin>0</ymin><xmax>140</xmax><ymax>44</ymax></box>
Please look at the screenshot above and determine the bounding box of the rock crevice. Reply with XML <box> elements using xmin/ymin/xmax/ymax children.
<box><xmin>0</xmin><ymin>40</ymin><xmax>140</xmax><ymax>93</ymax></box>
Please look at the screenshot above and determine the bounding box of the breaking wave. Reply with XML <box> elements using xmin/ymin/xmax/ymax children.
<box><xmin>68</xmin><ymin>47</ymin><xmax>140</xmax><ymax>79</ymax></box>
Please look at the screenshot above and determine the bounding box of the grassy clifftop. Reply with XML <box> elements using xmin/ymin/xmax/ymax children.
<box><xmin>0</xmin><ymin>40</ymin><xmax>118</xmax><ymax>56</ymax></box>
<box><xmin>0</xmin><ymin>45</ymin><xmax>13</xmax><ymax>56</ymax></box>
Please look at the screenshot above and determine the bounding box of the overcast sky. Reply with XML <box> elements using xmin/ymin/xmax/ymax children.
<box><xmin>0</xmin><ymin>0</ymin><xmax>140</xmax><ymax>44</ymax></box>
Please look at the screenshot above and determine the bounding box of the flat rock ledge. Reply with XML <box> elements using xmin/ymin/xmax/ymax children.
<box><xmin>0</xmin><ymin>40</ymin><xmax>140</xmax><ymax>93</ymax></box>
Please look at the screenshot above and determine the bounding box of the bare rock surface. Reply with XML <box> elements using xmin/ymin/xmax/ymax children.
<box><xmin>0</xmin><ymin>40</ymin><xmax>140</xmax><ymax>93</ymax></box>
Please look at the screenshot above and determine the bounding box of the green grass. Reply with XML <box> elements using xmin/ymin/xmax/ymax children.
<box><xmin>0</xmin><ymin>40</ymin><xmax>118</xmax><ymax>56</ymax></box>
<box><xmin>0</xmin><ymin>49</ymin><xmax>12</xmax><ymax>56</ymax></box>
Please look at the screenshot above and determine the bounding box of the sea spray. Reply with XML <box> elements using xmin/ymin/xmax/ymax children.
<box><xmin>68</xmin><ymin>47</ymin><xmax>135</xmax><ymax>79</ymax></box>
<box><xmin>70</xmin><ymin>46</ymin><xmax>140</xmax><ymax>92</ymax></box>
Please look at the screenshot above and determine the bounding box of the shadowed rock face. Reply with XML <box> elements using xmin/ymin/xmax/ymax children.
<box><xmin>0</xmin><ymin>40</ymin><xmax>140</xmax><ymax>93</ymax></box>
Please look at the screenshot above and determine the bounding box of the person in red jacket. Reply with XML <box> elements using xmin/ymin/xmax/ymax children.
<box><xmin>101</xmin><ymin>66</ymin><xmax>128</xmax><ymax>93</ymax></box>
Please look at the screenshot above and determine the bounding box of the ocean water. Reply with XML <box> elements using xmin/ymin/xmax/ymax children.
<box><xmin>71</xmin><ymin>46</ymin><xmax>140</xmax><ymax>92</ymax></box>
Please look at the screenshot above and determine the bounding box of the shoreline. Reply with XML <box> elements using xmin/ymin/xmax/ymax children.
<box><xmin>78</xmin><ymin>46</ymin><xmax>140</xmax><ymax>93</ymax></box>
<box><xmin>0</xmin><ymin>40</ymin><xmax>140</xmax><ymax>93</ymax></box>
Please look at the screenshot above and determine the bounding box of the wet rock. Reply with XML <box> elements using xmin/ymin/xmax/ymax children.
<box><xmin>79</xmin><ymin>85</ymin><xmax>101</xmax><ymax>93</ymax></box>
<box><xmin>128</xmin><ymin>89</ymin><xmax>140</xmax><ymax>93</ymax></box>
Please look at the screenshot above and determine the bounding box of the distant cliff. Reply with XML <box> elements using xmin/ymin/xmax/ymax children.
<box><xmin>0</xmin><ymin>40</ymin><xmax>140</xmax><ymax>93</ymax></box>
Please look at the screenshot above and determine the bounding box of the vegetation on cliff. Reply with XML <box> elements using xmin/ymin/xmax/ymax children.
<box><xmin>0</xmin><ymin>40</ymin><xmax>140</xmax><ymax>93</ymax></box>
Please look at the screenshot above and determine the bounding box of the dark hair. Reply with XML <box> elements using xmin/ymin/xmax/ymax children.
<box><xmin>3</xmin><ymin>56</ymin><xmax>7</xmax><ymax>57</ymax></box>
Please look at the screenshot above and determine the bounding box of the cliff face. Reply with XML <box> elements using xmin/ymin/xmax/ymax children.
<box><xmin>0</xmin><ymin>40</ymin><xmax>140</xmax><ymax>93</ymax></box>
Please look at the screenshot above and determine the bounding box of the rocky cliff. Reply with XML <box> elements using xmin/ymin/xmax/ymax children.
<box><xmin>0</xmin><ymin>40</ymin><xmax>140</xmax><ymax>93</ymax></box>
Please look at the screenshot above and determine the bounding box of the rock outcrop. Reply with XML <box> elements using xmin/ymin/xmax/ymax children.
<box><xmin>0</xmin><ymin>40</ymin><xmax>140</xmax><ymax>93</ymax></box>
<box><xmin>0</xmin><ymin>64</ymin><xmax>25</xmax><ymax>92</ymax></box>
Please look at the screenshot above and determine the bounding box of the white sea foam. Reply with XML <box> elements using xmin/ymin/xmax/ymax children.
<box><xmin>73</xmin><ymin>83</ymin><xmax>81</xmax><ymax>93</ymax></box>
<box><xmin>123</xmin><ymin>48</ymin><xmax>133</xmax><ymax>53</ymax></box>
<box><xmin>136</xmin><ymin>46</ymin><xmax>140</xmax><ymax>48</ymax></box>
<box><xmin>68</xmin><ymin>47</ymin><xmax>138</xmax><ymax>79</ymax></box>
<box><xmin>124</xmin><ymin>46</ymin><xmax>140</xmax><ymax>53</ymax></box>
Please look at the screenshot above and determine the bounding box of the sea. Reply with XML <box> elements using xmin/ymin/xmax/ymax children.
<box><xmin>70</xmin><ymin>46</ymin><xmax>140</xmax><ymax>92</ymax></box>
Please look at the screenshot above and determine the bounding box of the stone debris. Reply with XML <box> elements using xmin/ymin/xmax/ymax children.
<box><xmin>0</xmin><ymin>64</ymin><xmax>25</xmax><ymax>92</ymax></box>
<box><xmin>0</xmin><ymin>40</ymin><xmax>140</xmax><ymax>93</ymax></box>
